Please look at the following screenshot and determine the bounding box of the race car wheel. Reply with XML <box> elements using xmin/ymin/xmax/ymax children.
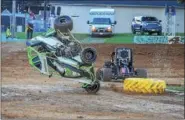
<box><xmin>135</xmin><ymin>68</ymin><xmax>147</xmax><ymax>78</ymax></box>
<box><xmin>54</xmin><ymin>15</ymin><xmax>73</xmax><ymax>32</ymax></box>
<box><xmin>101</xmin><ymin>68</ymin><xmax>112</xmax><ymax>81</ymax></box>
<box><xmin>84</xmin><ymin>81</ymin><xmax>100</xmax><ymax>94</ymax></box>
<box><xmin>80</xmin><ymin>47</ymin><xmax>97</xmax><ymax>65</ymax></box>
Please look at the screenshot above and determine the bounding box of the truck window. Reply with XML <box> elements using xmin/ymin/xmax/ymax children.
<box><xmin>92</xmin><ymin>18</ymin><xmax>111</xmax><ymax>25</ymax></box>
<box><xmin>142</xmin><ymin>17</ymin><xmax>157</xmax><ymax>21</ymax></box>
<box><xmin>51</xmin><ymin>6</ymin><xmax>55</xmax><ymax>15</ymax></box>
<box><xmin>57</xmin><ymin>7</ymin><xmax>61</xmax><ymax>16</ymax></box>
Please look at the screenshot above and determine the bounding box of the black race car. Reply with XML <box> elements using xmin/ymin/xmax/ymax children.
<box><xmin>96</xmin><ymin>47</ymin><xmax>147</xmax><ymax>81</ymax></box>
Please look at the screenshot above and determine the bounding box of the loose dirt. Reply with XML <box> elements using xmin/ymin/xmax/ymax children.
<box><xmin>1</xmin><ymin>42</ymin><xmax>184</xmax><ymax>119</ymax></box>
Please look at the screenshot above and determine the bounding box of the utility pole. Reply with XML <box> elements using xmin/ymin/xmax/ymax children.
<box><xmin>12</xmin><ymin>0</ymin><xmax>16</xmax><ymax>38</ymax></box>
<box><xmin>164</xmin><ymin>5</ymin><xmax>176</xmax><ymax>36</ymax></box>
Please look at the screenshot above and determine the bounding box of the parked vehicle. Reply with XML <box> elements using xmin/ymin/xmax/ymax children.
<box><xmin>87</xmin><ymin>8</ymin><xmax>117</xmax><ymax>37</ymax></box>
<box><xmin>131</xmin><ymin>16</ymin><xmax>162</xmax><ymax>35</ymax></box>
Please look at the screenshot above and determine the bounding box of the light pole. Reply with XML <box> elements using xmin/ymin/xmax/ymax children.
<box><xmin>12</xmin><ymin>0</ymin><xmax>16</xmax><ymax>38</ymax></box>
<box><xmin>44</xmin><ymin>0</ymin><xmax>47</xmax><ymax>31</ymax></box>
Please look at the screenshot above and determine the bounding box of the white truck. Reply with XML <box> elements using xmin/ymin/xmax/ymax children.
<box><xmin>87</xmin><ymin>8</ymin><xmax>117</xmax><ymax>37</ymax></box>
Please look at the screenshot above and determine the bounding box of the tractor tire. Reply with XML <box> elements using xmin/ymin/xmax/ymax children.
<box><xmin>84</xmin><ymin>81</ymin><xmax>100</xmax><ymax>94</ymax></box>
<box><xmin>101</xmin><ymin>68</ymin><xmax>112</xmax><ymax>81</ymax></box>
<box><xmin>80</xmin><ymin>47</ymin><xmax>97</xmax><ymax>65</ymax></box>
<box><xmin>123</xmin><ymin>78</ymin><xmax>166</xmax><ymax>94</ymax></box>
<box><xmin>135</xmin><ymin>69</ymin><xmax>147</xmax><ymax>78</ymax></box>
<box><xmin>54</xmin><ymin>16</ymin><xmax>73</xmax><ymax>32</ymax></box>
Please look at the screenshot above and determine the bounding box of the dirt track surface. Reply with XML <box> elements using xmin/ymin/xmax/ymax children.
<box><xmin>1</xmin><ymin>42</ymin><xmax>184</xmax><ymax>119</ymax></box>
<box><xmin>84</xmin><ymin>44</ymin><xmax>184</xmax><ymax>85</ymax></box>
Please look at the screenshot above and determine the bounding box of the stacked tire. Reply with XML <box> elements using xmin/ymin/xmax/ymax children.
<box><xmin>123</xmin><ymin>78</ymin><xmax>166</xmax><ymax>94</ymax></box>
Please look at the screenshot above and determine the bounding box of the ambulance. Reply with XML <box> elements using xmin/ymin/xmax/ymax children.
<box><xmin>87</xmin><ymin>8</ymin><xmax>117</xmax><ymax>36</ymax></box>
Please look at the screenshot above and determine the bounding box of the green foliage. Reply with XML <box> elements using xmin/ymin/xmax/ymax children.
<box><xmin>167</xmin><ymin>85</ymin><xmax>184</xmax><ymax>92</ymax></box>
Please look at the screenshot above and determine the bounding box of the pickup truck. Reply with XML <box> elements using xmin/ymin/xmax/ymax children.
<box><xmin>131</xmin><ymin>16</ymin><xmax>162</xmax><ymax>35</ymax></box>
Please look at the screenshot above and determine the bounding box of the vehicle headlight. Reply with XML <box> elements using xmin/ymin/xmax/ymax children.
<box><xmin>107</xmin><ymin>26</ymin><xmax>112</xmax><ymax>32</ymax></box>
<box><xmin>158</xmin><ymin>24</ymin><xmax>161</xmax><ymax>27</ymax></box>
<box><xmin>91</xmin><ymin>26</ymin><xmax>96</xmax><ymax>32</ymax></box>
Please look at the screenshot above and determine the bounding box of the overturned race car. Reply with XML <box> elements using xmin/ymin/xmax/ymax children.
<box><xmin>26</xmin><ymin>16</ymin><xmax>100</xmax><ymax>94</ymax></box>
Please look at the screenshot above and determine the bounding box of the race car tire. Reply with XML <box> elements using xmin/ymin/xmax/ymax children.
<box><xmin>84</xmin><ymin>81</ymin><xmax>100</xmax><ymax>94</ymax></box>
<box><xmin>101</xmin><ymin>68</ymin><xmax>112</xmax><ymax>81</ymax></box>
<box><xmin>54</xmin><ymin>15</ymin><xmax>73</xmax><ymax>32</ymax></box>
<box><xmin>135</xmin><ymin>68</ymin><xmax>147</xmax><ymax>78</ymax></box>
<box><xmin>80</xmin><ymin>47</ymin><xmax>97</xmax><ymax>65</ymax></box>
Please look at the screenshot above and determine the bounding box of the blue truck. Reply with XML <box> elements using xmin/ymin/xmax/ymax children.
<box><xmin>131</xmin><ymin>16</ymin><xmax>162</xmax><ymax>35</ymax></box>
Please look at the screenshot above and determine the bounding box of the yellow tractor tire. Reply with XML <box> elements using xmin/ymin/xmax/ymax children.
<box><xmin>123</xmin><ymin>78</ymin><xmax>166</xmax><ymax>94</ymax></box>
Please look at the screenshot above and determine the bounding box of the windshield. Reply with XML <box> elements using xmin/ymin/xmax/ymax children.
<box><xmin>142</xmin><ymin>17</ymin><xmax>158</xmax><ymax>21</ymax></box>
<box><xmin>92</xmin><ymin>18</ymin><xmax>111</xmax><ymax>24</ymax></box>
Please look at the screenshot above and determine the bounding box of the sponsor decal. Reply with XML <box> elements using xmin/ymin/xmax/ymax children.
<box><xmin>168</xmin><ymin>36</ymin><xmax>183</xmax><ymax>44</ymax></box>
<box><xmin>90</xmin><ymin>12</ymin><xmax>114</xmax><ymax>15</ymax></box>
<box><xmin>134</xmin><ymin>36</ymin><xmax>168</xmax><ymax>44</ymax></box>
<box><xmin>133</xmin><ymin>36</ymin><xmax>184</xmax><ymax>44</ymax></box>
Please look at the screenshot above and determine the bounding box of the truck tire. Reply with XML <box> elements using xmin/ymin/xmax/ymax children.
<box><xmin>149</xmin><ymin>32</ymin><xmax>153</xmax><ymax>35</ymax></box>
<box><xmin>101</xmin><ymin>68</ymin><xmax>112</xmax><ymax>81</ymax></box>
<box><xmin>135</xmin><ymin>69</ymin><xmax>147</xmax><ymax>78</ymax></box>
<box><xmin>80</xmin><ymin>47</ymin><xmax>97</xmax><ymax>65</ymax></box>
<box><xmin>140</xmin><ymin>29</ymin><xmax>144</xmax><ymax>35</ymax></box>
<box><xmin>133</xmin><ymin>30</ymin><xmax>136</xmax><ymax>34</ymax></box>
<box><xmin>157</xmin><ymin>31</ymin><xmax>162</xmax><ymax>36</ymax></box>
<box><xmin>132</xmin><ymin>27</ymin><xmax>136</xmax><ymax>34</ymax></box>
<box><xmin>54</xmin><ymin>16</ymin><xmax>73</xmax><ymax>32</ymax></box>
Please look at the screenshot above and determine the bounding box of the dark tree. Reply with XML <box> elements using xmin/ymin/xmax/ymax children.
<box><xmin>1</xmin><ymin>0</ymin><xmax>43</xmax><ymax>12</ymax></box>
<box><xmin>177</xmin><ymin>0</ymin><xmax>185</xmax><ymax>3</ymax></box>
